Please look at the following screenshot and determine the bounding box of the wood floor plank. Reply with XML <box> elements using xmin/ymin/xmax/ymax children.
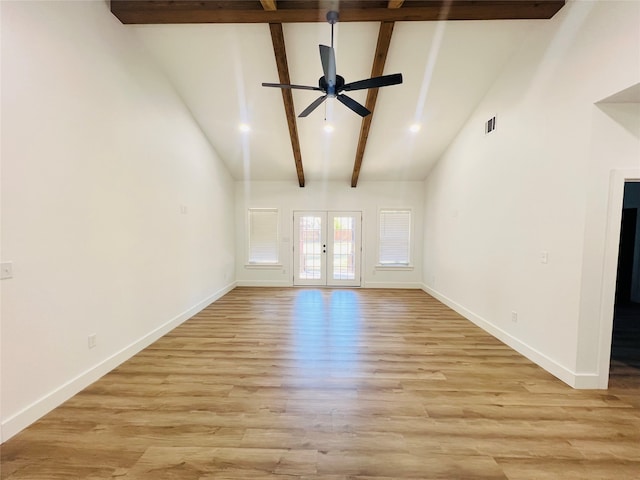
<box><xmin>2</xmin><ymin>287</ymin><xmax>639</xmax><ymax>479</ymax></box>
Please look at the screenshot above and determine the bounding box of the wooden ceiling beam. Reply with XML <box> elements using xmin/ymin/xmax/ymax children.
<box><xmin>259</xmin><ymin>0</ymin><xmax>277</xmax><ymax>11</ymax></box>
<box><xmin>262</xmin><ymin>0</ymin><xmax>306</xmax><ymax>187</ymax></box>
<box><xmin>350</xmin><ymin>0</ymin><xmax>403</xmax><ymax>186</ymax></box>
<box><xmin>351</xmin><ymin>21</ymin><xmax>395</xmax><ymax>188</ymax></box>
<box><xmin>268</xmin><ymin>23</ymin><xmax>305</xmax><ymax>187</ymax></box>
<box><xmin>111</xmin><ymin>1</ymin><xmax>565</xmax><ymax>24</ymax></box>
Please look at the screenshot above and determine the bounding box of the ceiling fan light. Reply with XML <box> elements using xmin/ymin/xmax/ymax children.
<box><xmin>239</xmin><ymin>123</ymin><xmax>251</xmax><ymax>132</ymax></box>
<box><xmin>324</xmin><ymin>123</ymin><xmax>334</xmax><ymax>133</ymax></box>
<box><xmin>409</xmin><ymin>123</ymin><xmax>421</xmax><ymax>133</ymax></box>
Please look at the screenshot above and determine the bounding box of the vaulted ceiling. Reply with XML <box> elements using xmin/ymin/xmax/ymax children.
<box><xmin>111</xmin><ymin>1</ymin><xmax>565</xmax><ymax>187</ymax></box>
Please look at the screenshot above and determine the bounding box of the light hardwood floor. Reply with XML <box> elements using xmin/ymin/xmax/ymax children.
<box><xmin>2</xmin><ymin>287</ymin><xmax>639</xmax><ymax>479</ymax></box>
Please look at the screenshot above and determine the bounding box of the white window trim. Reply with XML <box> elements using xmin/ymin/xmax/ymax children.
<box><xmin>375</xmin><ymin>264</ymin><xmax>414</xmax><ymax>271</ymax></box>
<box><xmin>244</xmin><ymin>263</ymin><xmax>283</xmax><ymax>270</ymax></box>
<box><xmin>246</xmin><ymin>208</ymin><xmax>280</xmax><ymax>266</ymax></box>
<box><xmin>376</xmin><ymin>207</ymin><xmax>413</xmax><ymax>268</ymax></box>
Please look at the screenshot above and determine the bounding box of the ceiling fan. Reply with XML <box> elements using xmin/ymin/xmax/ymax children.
<box><xmin>262</xmin><ymin>11</ymin><xmax>403</xmax><ymax>118</ymax></box>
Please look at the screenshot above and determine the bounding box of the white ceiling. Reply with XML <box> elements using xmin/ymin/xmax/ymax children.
<box><xmin>132</xmin><ymin>19</ymin><xmax>539</xmax><ymax>184</ymax></box>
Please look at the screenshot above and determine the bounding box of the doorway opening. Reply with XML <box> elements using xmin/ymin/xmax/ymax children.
<box><xmin>293</xmin><ymin>211</ymin><xmax>362</xmax><ymax>287</ymax></box>
<box><xmin>610</xmin><ymin>182</ymin><xmax>640</xmax><ymax>383</ymax></box>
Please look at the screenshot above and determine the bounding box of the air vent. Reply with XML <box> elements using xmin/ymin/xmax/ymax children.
<box><xmin>486</xmin><ymin>116</ymin><xmax>496</xmax><ymax>134</ymax></box>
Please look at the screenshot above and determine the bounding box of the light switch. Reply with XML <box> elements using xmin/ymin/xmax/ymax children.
<box><xmin>540</xmin><ymin>251</ymin><xmax>548</xmax><ymax>264</ymax></box>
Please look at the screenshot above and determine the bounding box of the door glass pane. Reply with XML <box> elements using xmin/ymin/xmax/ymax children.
<box><xmin>332</xmin><ymin>216</ymin><xmax>355</xmax><ymax>280</ymax></box>
<box><xmin>298</xmin><ymin>216</ymin><xmax>322</xmax><ymax>280</ymax></box>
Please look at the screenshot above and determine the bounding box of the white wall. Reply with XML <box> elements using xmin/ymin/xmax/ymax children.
<box><xmin>0</xmin><ymin>0</ymin><xmax>236</xmax><ymax>441</ymax></box>
<box><xmin>422</xmin><ymin>0</ymin><xmax>640</xmax><ymax>388</ymax></box>
<box><xmin>236</xmin><ymin>181</ymin><xmax>424</xmax><ymax>288</ymax></box>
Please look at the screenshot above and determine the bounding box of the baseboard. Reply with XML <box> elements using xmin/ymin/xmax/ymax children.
<box><xmin>236</xmin><ymin>281</ymin><xmax>423</xmax><ymax>289</ymax></box>
<box><xmin>236</xmin><ymin>280</ymin><xmax>292</xmax><ymax>287</ymax></box>
<box><xmin>421</xmin><ymin>284</ymin><xmax>599</xmax><ymax>389</ymax></box>
<box><xmin>572</xmin><ymin>372</ymin><xmax>601</xmax><ymax>389</ymax></box>
<box><xmin>364</xmin><ymin>281</ymin><xmax>422</xmax><ymax>289</ymax></box>
<box><xmin>0</xmin><ymin>282</ymin><xmax>236</xmax><ymax>443</ymax></box>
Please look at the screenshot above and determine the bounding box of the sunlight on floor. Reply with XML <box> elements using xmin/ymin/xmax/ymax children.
<box><xmin>292</xmin><ymin>289</ymin><xmax>362</xmax><ymax>380</ymax></box>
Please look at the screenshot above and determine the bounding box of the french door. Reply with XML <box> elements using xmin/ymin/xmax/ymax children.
<box><xmin>293</xmin><ymin>211</ymin><xmax>361</xmax><ymax>287</ymax></box>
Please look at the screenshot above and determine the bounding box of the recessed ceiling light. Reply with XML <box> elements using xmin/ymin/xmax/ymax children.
<box><xmin>239</xmin><ymin>123</ymin><xmax>251</xmax><ymax>132</ymax></box>
<box><xmin>324</xmin><ymin>124</ymin><xmax>334</xmax><ymax>133</ymax></box>
<box><xmin>409</xmin><ymin>123</ymin><xmax>421</xmax><ymax>133</ymax></box>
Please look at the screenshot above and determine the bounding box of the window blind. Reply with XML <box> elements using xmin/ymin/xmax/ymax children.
<box><xmin>248</xmin><ymin>209</ymin><xmax>279</xmax><ymax>264</ymax></box>
<box><xmin>379</xmin><ymin>209</ymin><xmax>411</xmax><ymax>265</ymax></box>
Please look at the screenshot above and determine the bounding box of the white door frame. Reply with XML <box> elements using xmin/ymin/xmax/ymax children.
<box><xmin>598</xmin><ymin>169</ymin><xmax>640</xmax><ymax>388</ymax></box>
<box><xmin>293</xmin><ymin>211</ymin><xmax>361</xmax><ymax>287</ymax></box>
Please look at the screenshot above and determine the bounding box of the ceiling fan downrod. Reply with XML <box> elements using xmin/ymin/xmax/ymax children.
<box><xmin>326</xmin><ymin>10</ymin><xmax>338</xmax><ymax>49</ymax></box>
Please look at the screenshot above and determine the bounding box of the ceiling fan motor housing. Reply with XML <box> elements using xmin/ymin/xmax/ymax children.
<box><xmin>319</xmin><ymin>75</ymin><xmax>345</xmax><ymax>97</ymax></box>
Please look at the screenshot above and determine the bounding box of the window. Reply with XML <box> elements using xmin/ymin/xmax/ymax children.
<box><xmin>378</xmin><ymin>209</ymin><xmax>411</xmax><ymax>266</ymax></box>
<box><xmin>248</xmin><ymin>208</ymin><xmax>279</xmax><ymax>264</ymax></box>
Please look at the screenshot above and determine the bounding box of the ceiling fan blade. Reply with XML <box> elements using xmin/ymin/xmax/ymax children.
<box><xmin>341</xmin><ymin>73</ymin><xmax>403</xmax><ymax>92</ymax></box>
<box><xmin>262</xmin><ymin>82</ymin><xmax>321</xmax><ymax>91</ymax></box>
<box><xmin>319</xmin><ymin>45</ymin><xmax>337</xmax><ymax>90</ymax></box>
<box><xmin>337</xmin><ymin>94</ymin><xmax>371</xmax><ymax>117</ymax></box>
<box><xmin>298</xmin><ymin>95</ymin><xmax>328</xmax><ymax>118</ymax></box>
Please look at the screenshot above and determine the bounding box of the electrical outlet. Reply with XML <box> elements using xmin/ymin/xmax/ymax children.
<box><xmin>511</xmin><ymin>311</ymin><xmax>518</xmax><ymax>323</ymax></box>
<box><xmin>1</xmin><ymin>262</ymin><xmax>13</xmax><ymax>279</ymax></box>
<box><xmin>88</xmin><ymin>334</ymin><xmax>97</xmax><ymax>349</ymax></box>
